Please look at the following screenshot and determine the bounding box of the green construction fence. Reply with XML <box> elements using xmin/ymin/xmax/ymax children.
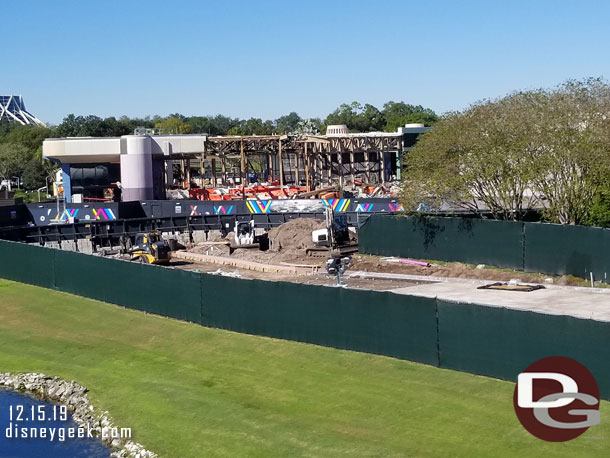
<box><xmin>0</xmin><ymin>240</ymin><xmax>56</xmax><ymax>289</ymax></box>
<box><xmin>524</xmin><ymin>222</ymin><xmax>610</xmax><ymax>280</ymax></box>
<box><xmin>358</xmin><ymin>215</ymin><xmax>524</xmax><ymax>268</ymax></box>
<box><xmin>54</xmin><ymin>249</ymin><xmax>202</xmax><ymax>323</ymax></box>
<box><xmin>359</xmin><ymin>215</ymin><xmax>610</xmax><ymax>280</ymax></box>
<box><xmin>437</xmin><ymin>299</ymin><xmax>610</xmax><ymax>398</ymax></box>
<box><xmin>1</xmin><ymin>238</ymin><xmax>610</xmax><ymax>399</ymax></box>
<box><xmin>0</xmin><ymin>239</ymin><xmax>439</xmax><ymax>366</ymax></box>
<box><xmin>201</xmin><ymin>275</ymin><xmax>439</xmax><ymax>365</ymax></box>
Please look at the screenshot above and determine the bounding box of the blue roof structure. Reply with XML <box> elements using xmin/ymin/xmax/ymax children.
<box><xmin>0</xmin><ymin>95</ymin><xmax>44</xmax><ymax>126</ymax></box>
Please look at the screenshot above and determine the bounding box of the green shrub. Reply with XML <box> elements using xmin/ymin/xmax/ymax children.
<box><xmin>587</xmin><ymin>187</ymin><xmax>610</xmax><ymax>228</ymax></box>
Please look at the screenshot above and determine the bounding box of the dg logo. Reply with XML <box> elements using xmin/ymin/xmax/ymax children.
<box><xmin>514</xmin><ymin>356</ymin><xmax>600</xmax><ymax>441</ymax></box>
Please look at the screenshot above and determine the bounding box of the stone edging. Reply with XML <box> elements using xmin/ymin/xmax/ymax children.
<box><xmin>0</xmin><ymin>372</ymin><xmax>157</xmax><ymax>458</ymax></box>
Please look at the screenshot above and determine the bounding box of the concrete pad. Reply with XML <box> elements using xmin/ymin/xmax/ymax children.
<box><xmin>390</xmin><ymin>279</ymin><xmax>610</xmax><ymax>322</ymax></box>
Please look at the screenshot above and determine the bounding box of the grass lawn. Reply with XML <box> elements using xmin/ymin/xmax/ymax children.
<box><xmin>0</xmin><ymin>278</ymin><xmax>607</xmax><ymax>457</ymax></box>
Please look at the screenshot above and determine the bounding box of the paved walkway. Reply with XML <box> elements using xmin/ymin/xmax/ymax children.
<box><xmin>383</xmin><ymin>274</ymin><xmax>610</xmax><ymax>322</ymax></box>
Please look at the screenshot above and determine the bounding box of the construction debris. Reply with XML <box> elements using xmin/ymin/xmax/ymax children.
<box><xmin>172</xmin><ymin>250</ymin><xmax>313</xmax><ymax>274</ymax></box>
<box><xmin>477</xmin><ymin>282</ymin><xmax>545</xmax><ymax>292</ymax></box>
<box><xmin>381</xmin><ymin>257</ymin><xmax>431</xmax><ymax>267</ymax></box>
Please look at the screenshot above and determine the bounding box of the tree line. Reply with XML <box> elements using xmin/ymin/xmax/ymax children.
<box><xmin>402</xmin><ymin>78</ymin><xmax>610</xmax><ymax>227</ymax></box>
<box><xmin>54</xmin><ymin>101</ymin><xmax>438</xmax><ymax>137</ymax></box>
<box><xmin>0</xmin><ymin>123</ymin><xmax>56</xmax><ymax>198</ymax></box>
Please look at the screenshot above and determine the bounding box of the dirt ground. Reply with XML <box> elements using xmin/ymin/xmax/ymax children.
<box><xmin>175</xmin><ymin>218</ymin><xmax>422</xmax><ymax>289</ymax></box>
<box><xmin>190</xmin><ymin>218</ymin><xmax>328</xmax><ymax>266</ymax></box>
<box><xmin>171</xmin><ymin>258</ymin><xmax>427</xmax><ymax>291</ymax></box>
<box><xmin>170</xmin><ymin>217</ymin><xmax>590</xmax><ymax>290</ymax></box>
<box><xmin>348</xmin><ymin>255</ymin><xmax>582</xmax><ymax>285</ymax></box>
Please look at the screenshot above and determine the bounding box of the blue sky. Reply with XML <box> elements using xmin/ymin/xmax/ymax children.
<box><xmin>5</xmin><ymin>0</ymin><xmax>610</xmax><ymax>124</ymax></box>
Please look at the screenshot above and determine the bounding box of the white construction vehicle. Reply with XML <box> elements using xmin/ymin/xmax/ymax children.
<box><xmin>309</xmin><ymin>206</ymin><xmax>357</xmax><ymax>285</ymax></box>
<box><xmin>229</xmin><ymin>219</ymin><xmax>269</xmax><ymax>253</ymax></box>
<box><xmin>234</xmin><ymin>220</ymin><xmax>255</xmax><ymax>246</ymax></box>
<box><xmin>308</xmin><ymin>207</ymin><xmax>357</xmax><ymax>257</ymax></box>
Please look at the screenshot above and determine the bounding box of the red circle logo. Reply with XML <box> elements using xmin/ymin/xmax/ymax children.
<box><xmin>513</xmin><ymin>356</ymin><xmax>600</xmax><ymax>441</ymax></box>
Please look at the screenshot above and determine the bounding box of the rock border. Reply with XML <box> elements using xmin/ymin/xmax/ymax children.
<box><xmin>0</xmin><ymin>372</ymin><xmax>157</xmax><ymax>458</ymax></box>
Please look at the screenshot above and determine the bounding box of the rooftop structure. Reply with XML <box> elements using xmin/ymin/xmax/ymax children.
<box><xmin>325</xmin><ymin>125</ymin><xmax>349</xmax><ymax>136</ymax></box>
<box><xmin>0</xmin><ymin>96</ymin><xmax>44</xmax><ymax>126</ymax></box>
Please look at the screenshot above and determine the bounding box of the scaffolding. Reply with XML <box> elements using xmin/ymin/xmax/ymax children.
<box><xmin>200</xmin><ymin>133</ymin><xmax>403</xmax><ymax>191</ymax></box>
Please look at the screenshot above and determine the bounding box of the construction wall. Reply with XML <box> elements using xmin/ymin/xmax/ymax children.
<box><xmin>201</xmin><ymin>275</ymin><xmax>438</xmax><ymax>365</ymax></box>
<box><xmin>1</xmin><ymin>239</ymin><xmax>609</xmax><ymax>399</ymax></box>
<box><xmin>26</xmin><ymin>202</ymin><xmax>119</xmax><ymax>225</ymax></box>
<box><xmin>0</xmin><ymin>204</ymin><xmax>29</xmax><ymax>228</ymax></box>
<box><xmin>359</xmin><ymin>215</ymin><xmax>610</xmax><ymax>280</ymax></box>
<box><xmin>22</xmin><ymin>198</ymin><xmax>401</xmax><ymax>226</ymax></box>
<box><xmin>523</xmin><ymin>223</ymin><xmax>610</xmax><ymax>280</ymax></box>
<box><xmin>437</xmin><ymin>300</ymin><xmax>610</xmax><ymax>394</ymax></box>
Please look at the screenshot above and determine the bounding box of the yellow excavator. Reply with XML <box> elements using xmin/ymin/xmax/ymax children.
<box><xmin>128</xmin><ymin>231</ymin><xmax>171</xmax><ymax>265</ymax></box>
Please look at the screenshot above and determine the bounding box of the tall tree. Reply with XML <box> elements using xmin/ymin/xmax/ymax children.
<box><xmin>22</xmin><ymin>157</ymin><xmax>49</xmax><ymax>190</ymax></box>
<box><xmin>187</xmin><ymin>116</ymin><xmax>216</xmax><ymax>134</ymax></box>
<box><xmin>356</xmin><ymin>104</ymin><xmax>385</xmax><ymax>132</ymax></box>
<box><xmin>0</xmin><ymin>143</ymin><xmax>30</xmax><ymax>186</ymax></box>
<box><xmin>154</xmin><ymin>117</ymin><xmax>193</xmax><ymax>134</ymax></box>
<box><xmin>401</xmin><ymin>93</ymin><xmax>542</xmax><ymax>220</ymax></box>
<box><xmin>0</xmin><ymin>125</ymin><xmax>55</xmax><ymax>151</ymax></box>
<box><xmin>323</xmin><ymin>102</ymin><xmax>385</xmax><ymax>132</ymax></box>
<box><xmin>402</xmin><ymin>78</ymin><xmax>610</xmax><ymax>224</ymax></box>
<box><xmin>587</xmin><ymin>186</ymin><xmax>610</xmax><ymax>228</ymax></box>
<box><xmin>227</xmin><ymin>118</ymin><xmax>274</xmax><ymax>136</ymax></box>
<box><xmin>382</xmin><ymin>101</ymin><xmax>438</xmax><ymax>131</ymax></box>
<box><xmin>324</xmin><ymin>102</ymin><xmax>362</xmax><ymax>131</ymax></box>
<box><xmin>275</xmin><ymin>112</ymin><xmax>302</xmax><ymax>134</ymax></box>
<box><xmin>213</xmin><ymin>115</ymin><xmax>241</xmax><ymax>135</ymax></box>
<box><xmin>529</xmin><ymin>78</ymin><xmax>610</xmax><ymax>224</ymax></box>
